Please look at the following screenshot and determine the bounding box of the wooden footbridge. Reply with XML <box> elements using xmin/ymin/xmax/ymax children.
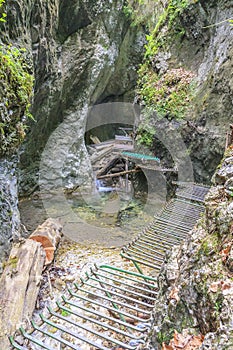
<box><xmin>88</xmin><ymin>136</ymin><xmax>176</xmax><ymax>190</ymax></box>
<box><xmin>10</xmin><ymin>183</ymin><xmax>210</xmax><ymax>350</ymax></box>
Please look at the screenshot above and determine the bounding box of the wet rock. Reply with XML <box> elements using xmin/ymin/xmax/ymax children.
<box><xmin>214</xmin><ymin>156</ymin><xmax>233</xmax><ymax>185</ymax></box>
<box><xmin>147</xmin><ymin>147</ymin><xmax>233</xmax><ymax>349</ymax></box>
<box><xmin>0</xmin><ymin>158</ymin><xmax>21</xmax><ymax>271</ymax></box>
<box><xmin>2</xmin><ymin>0</ymin><xmax>145</xmax><ymax>194</ymax></box>
<box><xmin>137</xmin><ymin>0</ymin><xmax>233</xmax><ymax>183</ymax></box>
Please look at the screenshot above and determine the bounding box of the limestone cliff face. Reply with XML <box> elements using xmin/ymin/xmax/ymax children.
<box><xmin>179</xmin><ymin>0</ymin><xmax>233</xmax><ymax>182</ymax></box>
<box><xmin>5</xmin><ymin>0</ymin><xmax>144</xmax><ymax>193</ymax></box>
<box><xmin>0</xmin><ymin>0</ymin><xmax>144</xmax><ymax>264</ymax></box>
<box><xmin>145</xmin><ymin>147</ymin><xmax>233</xmax><ymax>349</ymax></box>
<box><xmin>136</xmin><ymin>0</ymin><xmax>233</xmax><ymax>183</ymax></box>
<box><xmin>0</xmin><ymin>159</ymin><xmax>21</xmax><ymax>272</ymax></box>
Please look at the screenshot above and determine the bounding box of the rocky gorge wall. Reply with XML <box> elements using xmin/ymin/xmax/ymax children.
<box><xmin>0</xmin><ymin>0</ymin><xmax>34</xmax><ymax>269</ymax></box>
<box><xmin>0</xmin><ymin>159</ymin><xmax>21</xmax><ymax>273</ymax></box>
<box><xmin>3</xmin><ymin>0</ymin><xmax>233</xmax><ymax>191</ymax></box>
<box><xmin>134</xmin><ymin>0</ymin><xmax>233</xmax><ymax>184</ymax></box>
<box><xmin>0</xmin><ymin>0</ymin><xmax>144</xmax><ymax>266</ymax></box>
<box><xmin>6</xmin><ymin>0</ymin><xmax>145</xmax><ymax>193</ymax></box>
<box><xmin>144</xmin><ymin>146</ymin><xmax>233</xmax><ymax>349</ymax></box>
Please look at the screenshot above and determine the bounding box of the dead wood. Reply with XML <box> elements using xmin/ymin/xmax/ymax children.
<box><xmin>0</xmin><ymin>218</ymin><xmax>62</xmax><ymax>348</ymax></box>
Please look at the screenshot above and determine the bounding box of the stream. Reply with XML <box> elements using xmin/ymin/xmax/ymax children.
<box><xmin>19</xmin><ymin>186</ymin><xmax>156</xmax><ymax>247</ymax></box>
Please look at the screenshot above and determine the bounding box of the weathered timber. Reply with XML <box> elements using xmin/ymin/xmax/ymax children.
<box><xmin>97</xmin><ymin>156</ymin><xmax>125</xmax><ymax>177</ymax></box>
<box><xmin>29</xmin><ymin>218</ymin><xmax>63</xmax><ymax>265</ymax></box>
<box><xmin>90</xmin><ymin>145</ymin><xmax>115</xmax><ymax>164</ymax></box>
<box><xmin>97</xmin><ymin>168</ymin><xmax>141</xmax><ymax>179</ymax></box>
<box><xmin>0</xmin><ymin>218</ymin><xmax>62</xmax><ymax>348</ymax></box>
<box><xmin>0</xmin><ymin>239</ymin><xmax>45</xmax><ymax>348</ymax></box>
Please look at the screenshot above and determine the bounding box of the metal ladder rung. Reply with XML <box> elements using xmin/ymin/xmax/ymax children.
<box><xmin>10</xmin><ymin>184</ymin><xmax>208</xmax><ymax>350</ymax></box>
<box><xmin>92</xmin><ymin>270</ymin><xmax>158</xmax><ymax>297</ymax></box>
<box><xmin>85</xmin><ymin>272</ymin><xmax>157</xmax><ymax>303</ymax></box>
<box><xmin>160</xmin><ymin>209</ymin><xmax>201</xmax><ymax>221</ymax></box>
<box><xmin>123</xmin><ymin>248</ymin><xmax>164</xmax><ymax>265</ymax></box>
<box><xmin>45</xmin><ymin>308</ymin><xmax>138</xmax><ymax>350</ymax></box>
<box><xmin>138</xmin><ymin>236</ymin><xmax>172</xmax><ymax>250</ymax></box>
<box><xmin>145</xmin><ymin>227</ymin><xmax>187</xmax><ymax>241</ymax></box>
<box><xmin>9</xmin><ymin>337</ymin><xmax>28</xmax><ymax>350</ymax></box>
<box><xmin>68</xmin><ymin>288</ymin><xmax>151</xmax><ymax>324</ymax></box>
<box><xmin>131</xmin><ymin>240</ymin><xmax>165</xmax><ymax>257</ymax></box>
<box><xmin>78</xmin><ymin>277</ymin><xmax>154</xmax><ymax>310</ymax></box>
<box><xmin>125</xmin><ymin>245</ymin><xmax>164</xmax><ymax>262</ymax></box>
<box><xmin>19</xmin><ymin>326</ymin><xmax>63</xmax><ymax>350</ymax></box>
<box><xmin>72</xmin><ymin>287</ymin><xmax>150</xmax><ymax>315</ymax></box>
<box><xmin>98</xmin><ymin>265</ymin><xmax>158</xmax><ymax>286</ymax></box>
<box><xmin>120</xmin><ymin>252</ymin><xmax>162</xmax><ymax>270</ymax></box>
<box><xmin>37</xmin><ymin>313</ymin><xmax>114</xmax><ymax>350</ymax></box>
<box><xmin>55</xmin><ymin>302</ymin><xmax>143</xmax><ymax>340</ymax></box>
<box><xmin>150</xmin><ymin>219</ymin><xmax>192</xmax><ymax>232</ymax></box>
<box><xmin>61</xmin><ymin>296</ymin><xmax>149</xmax><ymax>333</ymax></box>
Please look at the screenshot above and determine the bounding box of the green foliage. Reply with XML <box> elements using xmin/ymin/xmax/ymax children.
<box><xmin>214</xmin><ymin>299</ymin><xmax>222</xmax><ymax>315</ymax></box>
<box><xmin>61</xmin><ymin>309</ymin><xmax>71</xmax><ymax>317</ymax></box>
<box><xmin>157</xmin><ymin>329</ymin><xmax>172</xmax><ymax>345</ymax></box>
<box><xmin>134</xmin><ymin>0</ymin><xmax>198</xmax><ymax>124</ymax></box>
<box><xmin>198</xmin><ymin>233</ymin><xmax>219</xmax><ymax>258</ymax></box>
<box><xmin>137</xmin><ymin>65</ymin><xmax>196</xmax><ymax>120</ymax></box>
<box><xmin>0</xmin><ymin>0</ymin><xmax>6</xmax><ymax>22</ymax></box>
<box><xmin>144</xmin><ymin>0</ymin><xmax>195</xmax><ymax>59</ymax></box>
<box><xmin>2</xmin><ymin>256</ymin><xmax>18</xmax><ymax>269</ymax></box>
<box><xmin>136</xmin><ymin>123</ymin><xmax>155</xmax><ymax>147</ymax></box>
<box><xmin>0</xmin><ymin>45</ymin><xmax>34</xmax><ymax>156</ymax></box>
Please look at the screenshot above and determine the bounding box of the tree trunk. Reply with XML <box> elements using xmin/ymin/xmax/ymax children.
<box><xmin>0</xmin><ymin>218</ymin><xmax>62</xmax><ymax>348</ymax></box>
<box><xmin>29</xmin><ymin>218</ymin><xmax>62</xmax><ymax>265</ymax></box>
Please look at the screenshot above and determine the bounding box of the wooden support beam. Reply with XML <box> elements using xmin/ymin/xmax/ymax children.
<box><xmin>97</xmin><ymin>168</ymin><xmax>141</xmax><ymax>179</ymax></box>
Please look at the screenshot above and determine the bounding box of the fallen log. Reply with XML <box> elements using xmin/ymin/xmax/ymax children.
<box><xmin>97</xmin><ymin>168</ymin><xmax>141</xmax><ymax>179</ymax></box>
<box><xmin>29</xmin><ymin>218</ymin><xmax>62</xmax><ymax>265</ymax></box>
<box><xmin>0</xmin><ymin>218</ymin><xmax>62</xmax><ymax>348</ymax></box>
<box><xmin>97</xmin><ymin>156</ymin><xmax>124</xmax><ymax>177</ymax></box>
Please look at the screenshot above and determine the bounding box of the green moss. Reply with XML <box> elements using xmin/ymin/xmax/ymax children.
<box><xmin>137</xmin><ymin>64</ymin><xmax>196</xmax><ymax>120</ymax></box>
<box><xmin>144</xmin><ymin>0</ymin><xmax>198</xmax><ymax>59</ymax></box>
<box><xmin>198</xmin><ymin>232</ymin><xmax>219</xmax><ymax>257</ymax></box>
<box><xmin>123</xmin><ymin>0</ymin><xmax>156</xmax><ymax>29</ymax></box>
<box><xmin>0</xmin><ymin>45</ymin><xmax>34</xmax><ymax>156</ymax></box>
<box><xmin>0</xmin><ymin>0</ymin><xmax>6</xmax><ymax>23</ymax></box>
<box><xmin>134</xmin><ymin>0</ymin><xmax>200</xmax><ymax>122</ymax></box>
<box><xmin>3</xmin><ymin>256</ymin><xmax>18</xmax><ymax>269</ymax></box>
<box><xmin>135</xmin><ymin>122</ymin><xmax>155</xmax><ymax>147</ymax></box>
<box><xmin>157</xmin><ymin>329</ymin><xmax>173</xmax><ymax>345</ymax></box>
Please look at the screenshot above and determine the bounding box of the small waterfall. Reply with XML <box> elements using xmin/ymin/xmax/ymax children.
<box><xmin>0</xmin><ymin>157</ymin><xmax>20</xmax><ymax>271</ymax></box>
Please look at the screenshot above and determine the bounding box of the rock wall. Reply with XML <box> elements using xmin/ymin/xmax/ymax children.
<box><xmin>0</xmin><ymin>159</ymin><xmax>21</xmax><ymax>272</ymax></box>
<box><xmin>145</xmin><ymin>146</ymin><xmax>233</xmax><ymax>349</ymax></box>
<box><xmin>135</xmin><ymin>0</ymin><xmax>233</xmax><ymax>183</ymax></box>
<box><xmin>4</xmin><ymin>0</ymin><xmax>145</xmax><ymax>193</ymax></box>
<box><xmin>0</xmin><ymin>0</ymin><xmax>144</xmax><ymax>264</ymax></box>
<box><xmin>0</xmin><ymin>1</ymin><xmax>34</xmax><ymax>268</ymax></box>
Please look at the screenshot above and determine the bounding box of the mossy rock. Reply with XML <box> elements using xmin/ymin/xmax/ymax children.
<box><xmin>0</xmin><ymin>45</ymin><xmax>34</xmax><ymax>156</ymax></box>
